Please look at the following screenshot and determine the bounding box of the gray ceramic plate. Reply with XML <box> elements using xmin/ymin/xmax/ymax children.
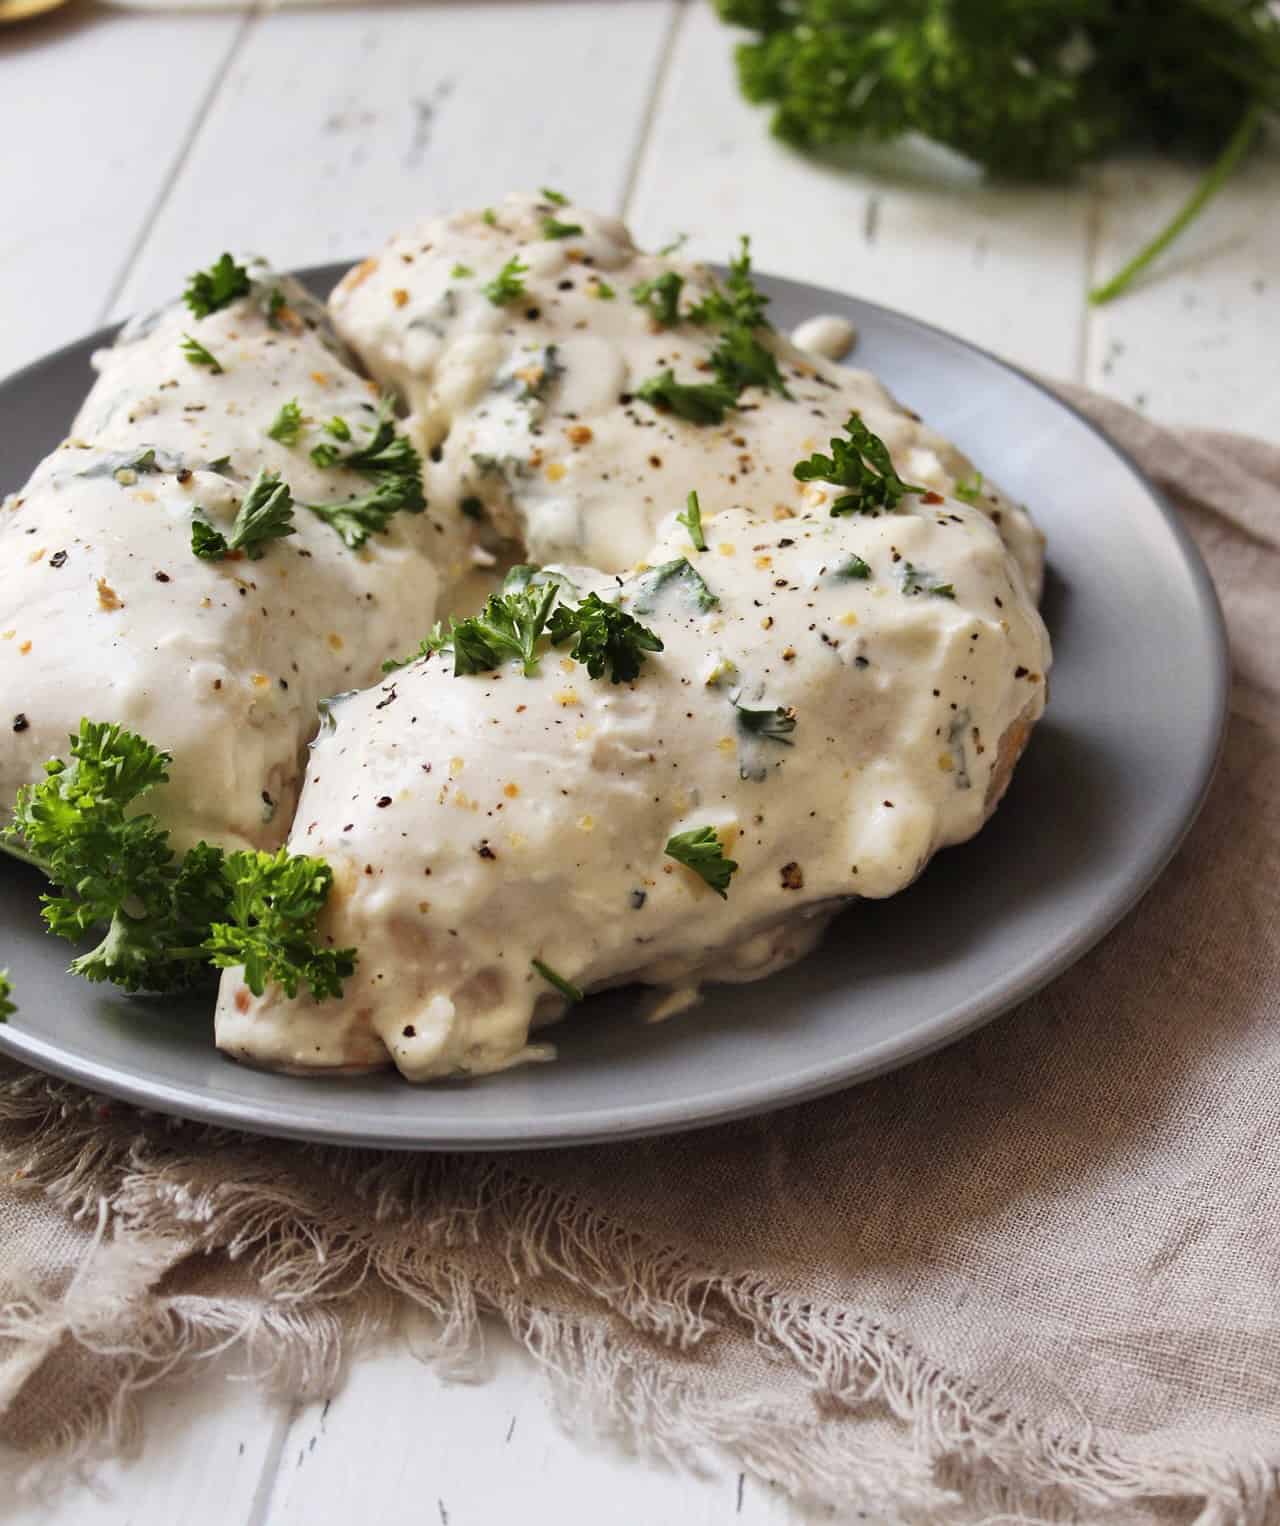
<box><xmin>0</xmin><ymin>266</ymin><xmax>1228</xmax><ymax>1150</ymax></box>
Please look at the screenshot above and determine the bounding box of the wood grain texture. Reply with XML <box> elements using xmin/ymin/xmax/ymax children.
<box><xmin>3</xmin><ymin>1370</ymin><xmax>288</xmax><ymax>1526</ymax></box>
<box><xmin>0</xmin><ymin>6</ymin><xmax>248</xmax><ymax>379</ymax></box>
<box><xmin>1085</xmin><ymin>145</ymin><xmax>1280</xmax><ymax>442</ymax></box>
<box><xmin>258</xmin><ymin>1319</ymin><xmax>823</xmax><ymax>1526</ymax></box>
<box><xmin>110</xmin><ymin>0</ymin><xmax>679</xmax><ymax>317</ymax></box>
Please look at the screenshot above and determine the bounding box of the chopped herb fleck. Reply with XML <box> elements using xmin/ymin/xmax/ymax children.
<box><xmin>180</xmin><ymin>333</ymin><xmax>223</xmax><ymax>374</ymax></box>
<box><xmin>483</xmin><ymin>256</ymin><xmax>529</xmax><ymax>306</ymax></box>
<box><xmin>665</xmin><ymin>825</ymin><xmax>738</xmax><ymax>898</ymax></box>
<box><xmin>451</xmin><ymin>263</ymin><xmax>474</xmax><ymax>278</ymax></box>
<box><xmin>543</xmin><ymin>216</ymin><xmax>584</xmax><ymax>240</ymax></box>
<box><xmin>630</xmin><ymin>556</ymin><xmax>719</xmax><ymax>615</ymax></box>
<box><xmin>676</xmin><ymin>490</ymin><xmax>707</xmax><ymax>552</ymax></box>
<box><xmin>266</xmin><ymin>399</ymin><xmax>304</xmax><ymax>446</ymax></box>
<box><xmin>532</xmin><ymin>957</ymin><xmax>583</xmax><ymax>1003</ymax></box>
<box><xmin>900</xmin><ymin>562</ymin><xmax>956</xmax><ymax>599</ymax></box>
<box><xmin>635</xmin><ymin>369</ymin><xmax>738</xmax><ymax>425</ymax></box>
<box><xmin>632</xmin><ymin>271</ymin><xmax>685</xmax><ymax>327</ymax></box>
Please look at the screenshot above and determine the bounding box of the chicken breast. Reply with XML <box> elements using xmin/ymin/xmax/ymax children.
<box><xmin>0</xmin><ymin>268</ymin><xmax>460</xmax><ymax>853</ymax></box>
<box><xmin>331</xmin><ymin>191</ymin><xmax>1045</xmax><ymax>600</ymax></box>
<box><xmin>216</xmin><ymin>487</ymin><xmax>1049</xmax><ymax>1079</ymax></box>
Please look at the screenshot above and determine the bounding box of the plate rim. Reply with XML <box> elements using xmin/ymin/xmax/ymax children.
<box><xmin>0</xmin><ymin>265</ymin><xmax>1231</xmax><ymax>1150</ymax></box>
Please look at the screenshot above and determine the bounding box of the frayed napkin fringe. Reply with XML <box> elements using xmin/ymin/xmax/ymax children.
<box><xmin>1</xmin><ymin>1069</ymin><xmax>1273</xmax><ymax>1524</ymax></box>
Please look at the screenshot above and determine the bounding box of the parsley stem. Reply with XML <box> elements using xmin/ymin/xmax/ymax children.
<box><xmin>1089</xmin><ymin>104</ymin><xmax>1262</xmax><ymax>306</ymax></box>
<box><xmin>0</xmin><ymin>839</ymin><xmax>44</xmax><ymax>872</ymax></box>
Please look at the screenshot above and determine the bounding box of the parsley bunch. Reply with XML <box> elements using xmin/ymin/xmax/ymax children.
<box><xmin>5</xmin><ymin>721</ymin><xmax>355</xmax><ymax>1000</ymax></box>
<box><xmin>384</xmin><ymin>568</ymin><xmax>664</xmax><ymax>683</ymax></box>
<box><xmin>794</xmin><ymin>414</ymin><xmax>924</xmax><ymax>515</ymax></box>
<box><xmin>716</xmin><ymin>0</ymin><xmax>1279</xmax><ymax>301</ymax></box>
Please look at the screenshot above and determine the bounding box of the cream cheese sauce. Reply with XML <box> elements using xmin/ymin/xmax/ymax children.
<box><xmin>216</xmin><ymin>490</ymin><xmax>1049</xmax><ymax>1079</ymax></box>
<box><xmin>331</xmin><ymin>192</ymin><xmax>1044</xmax><ymax>602</ymax></box>
<box><xmin>0</xmin><ymin>272</ymin><xmax>459</xmax><ymax>853</ymax></box>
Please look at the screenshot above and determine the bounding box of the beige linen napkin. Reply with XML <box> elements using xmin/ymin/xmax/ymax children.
<box><xmin>2</xmin><ymin>388</ymin><xmax>1278</xmax><ymax>1524</ymax></box>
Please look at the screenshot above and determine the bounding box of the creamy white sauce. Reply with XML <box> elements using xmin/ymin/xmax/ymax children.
<box><xmin>331</xmin><ymin>192</ymin><xmax>1045</xmax><ymax>602</ymax></box>
<box><xmin>217</xmin><ymin>494</ymin><xmax>1049</xmax><ymax>1080</ymax></box>
<box><xmin>791</xmin><ymin>314</ymin><xmax>857</xmax><ymax>362</ymax></box>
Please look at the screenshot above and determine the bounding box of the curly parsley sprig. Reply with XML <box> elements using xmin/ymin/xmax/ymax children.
<box><xmin>793</xmin><ymin>414</ymin><xmax>924</xmax><ymax>516</ymax></box>
<box><xmin>384</xmin><ymin>568</ymin><xmax>663</xmax><ymax>683</ymax></box>
<box><xmin>0</xmin><ymin>971</ymin><xmax>13</xmax><ymax>1023</ymax></box>
<box><xmin>191</xmin><ymin>468</ymin><xmax>297</xmax><ymax>562</ymax></box>
<box><xmin>184</xmin><ymin>253</ymin><xmax>252</xmax><ymax>319</ymax></box>
<box><xmin>4</xmin><ymin>721</ymin><xmax>354</xmax><ymax>1000</ymax></box>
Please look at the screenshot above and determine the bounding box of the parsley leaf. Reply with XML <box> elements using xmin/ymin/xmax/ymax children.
<box><xmin>658</xmin><ymin>233</ymin><xmax>689</xmax><ymax>256</ymax></box>
<box><xmin>305</xmin><ymin>478</ymin><xmax>420</xmax><ymax>551</ymax></box>
<box><xmin>183</xmin><ymin>253</ymin><xmax>251</xmax><ymax>319</ymax></box>
<box><xmin>3</xmin><ymin>720</ymin><xmax>354</xmax><ymax>999</ymax></box>
<box><xmin>267</xmin><ymin>399</ymin><xmax>304</xmax><ymax>446</ymax></box>
<box><xmin>632</xmin><ymin>271</ymin><xmax>685</xmax><ymax>327</ymax></box>
<box><xmin>483</xmin><ymin>256</ymin><xmax>529</xmax><ymax>306</ymax></box>
<box><xmin>541</xmin><ymin>187</ymin><xmax>569</xmax><ymax>206</ymax></box>
<box><xmin>631</xmin><ymin>556</ymin><xmax>720</xmax><ymax>615</ymax></box>
<box><xmin>0</xmin><ymin>970</ymin><xmax>13</xmax><ymax>1023</ymax></box>
<box><xmin>543</xmin><ymin>217</ymin><xmax>584</xmax><ymax>240</ymax></box>
<box><xmin>451</xmin><ymin>263</ymin><xmax>474</xmax><ymax>278</ymax></box>
<box><xmin>381</xmin><ymin>622</ymin><xmax>451</xmax><ymax>673</ymax></box>
<box><xmin>482</xmin><ymin>207</ymin><xmax>498</xmax><ymax>226</ymax></box>
<box><xmin>665</xmin><ymin>825</ymin><xmax>738</xmax><ymax>898</ymax></box>
<box><xmin>953</xmin><ymin>472</ymin><xmax>983</xmax><ymax>504</ymax></box>
<box><xmin>734</xmin><ymin>699</ymin><xmax>797</xmax><ymax>744</ymax></box>
<box><xmin>687</xmin><ymin>236</ymin><xmax>771</xmax><ymax>331</ymax></box>
<box><xmin>191</xmin><ymin>468</ymin><xmax>296</xmax><ymax>562</ymax></box>
<box><xmin>588</xmin><ymin>278</ymin><xmax>616</xmax><ymax>300</ymax></box>
<box><xmin>900</xmin><ymin>563</ymin><xmax>956</xmax><ymax>599</ymax></box>
<box><xmin>635</xmin><ymin>369</ymin><xmax>739</xmax><ymax>425</ymax></box>
<box><xmin>180</xmin><ymin>333</ymin><xmax>223</xmax><ymax>374</ymax></box>
<box><xmin>548</xmin><ymin>593</ymin><xmax>664</xmax><ymax>684</ymax></box>
<box><xmin>708</xmin><ymin>325</ymin><xmax>790</xmax><ymax>398</ymax></box>
<box><xmin>531</xmin><ymin>957</ymin><xmax>583</xmax><ymax>1003</ymax></box>
<box><xmin>676</xmin><ymin>490</ymin><xmax>707</xmax><ymax>552</ymax></box>
<box><xmin>793</xmin><ymin>414</ymin><xmax>924</xmax><ymax>516</ymax></box>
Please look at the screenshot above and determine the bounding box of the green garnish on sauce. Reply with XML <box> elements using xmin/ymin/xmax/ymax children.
<box><xmin>794</xmin><ymin>414</ymin><xmax>924</xmax><ymax>516</ymax></box>
<box><xmin>183</xmin><ymin>253</ymin><xmax>251</xmax><ymax>319</ymax></box>
<box><xmin>543</xmin><ymin>217</ymin><xmax>584</xmax><ymax>240</ymax></box>
<box><xmin>676</xmin><ymin>490</ymin><xmax>707</xmax><ymax>552</ymax></box>
<box><xmin>483</xmin><ymin>256</ymin><xmax>529</xmax><ymax>306</ymax></box>
<box><xmin>191</xmin><ymin>468</ymin><xmax>296</xmax><ymax>562</ymax></box>
<box><xmin>531</xmin><ymin>958</ymin><xmax>583</xmax><ymax>1003</ymax></box>
<box><xmin>4</xmin><ymin>721</ymin><xmax>354</xmax><ymax>999</ymax></box>
<box><xmin>180</xmin><ymin>333</ymin><xmax>223</xmax><ymax>374</ymax></box>
<box><xmin>266</xmin><ymin>399</ymin><xmax>304</xmax><ymax>446</ymax></box>
<box><xmin>665</xmin><ymin>826</ymin><xmax>738</xmax><ymax>898</ymax></box>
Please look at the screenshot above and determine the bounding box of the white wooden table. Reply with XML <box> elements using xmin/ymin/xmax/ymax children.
<box><xmin>3</xmin><ymin>3</ymin><xmax>1276</xmax><ymax>1521</ymax></box>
